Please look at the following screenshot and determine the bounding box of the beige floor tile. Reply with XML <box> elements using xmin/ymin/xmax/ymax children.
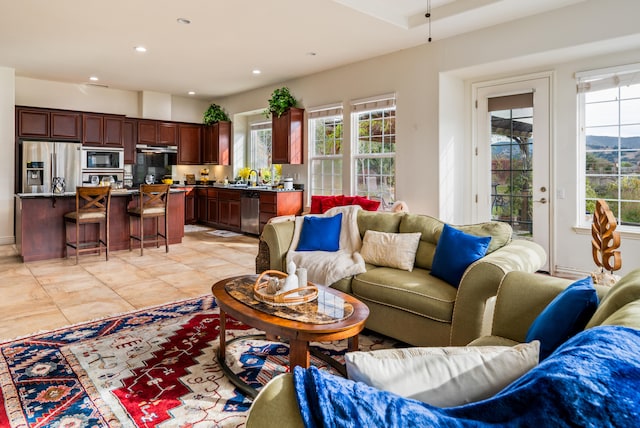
<box><xmin>0</xmin><ymin>308</ymin><xmax>70</xmax><ymax>341</ymax></box>
<box><xmin>0</xmin><ymin>231</ymin><xmax>259</xmax><ymax>338</ymax></box>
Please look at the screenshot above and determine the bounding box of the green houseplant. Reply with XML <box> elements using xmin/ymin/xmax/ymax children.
<box><xmin>203</xmin><ymin>103</ymin><xmax>230</xmax><ymax>125</ymax></box>
<box><xmin>264</xmin><ymin>87</ymin><xmax>297</xmax><ymax>118</ymax></box>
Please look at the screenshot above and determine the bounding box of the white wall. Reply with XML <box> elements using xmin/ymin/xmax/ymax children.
<box><xmin>0</xmin><ymin>67</ymin><xmax>15</xmax><ymax>244</ymax></box>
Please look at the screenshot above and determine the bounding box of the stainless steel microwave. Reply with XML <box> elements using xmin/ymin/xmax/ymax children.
<box><xmin>81</xmin><ymin>147</ymin><xmax>124</xmax><ymax>170</ymax></box>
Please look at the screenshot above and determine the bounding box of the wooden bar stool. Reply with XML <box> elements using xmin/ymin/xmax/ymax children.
<box><xmin>128</xmin><ymin>184</ymin><xmax>170</xmax><ymax>255</ymax></box>
<box><xmin>64</xmin><ymin>186</ymin><xmax>112</xmax><ymax>264</ymax></box>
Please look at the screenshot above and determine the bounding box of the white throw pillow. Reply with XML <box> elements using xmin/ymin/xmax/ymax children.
<box><xmin>345</xmin><ymin>341</ymin><xmax>539</xmax><ymax>407</ymax></box>
<box><xmin>360</xmin><ymin>231</ymin><xmax>421</xmax><ymax>271</ymax></box>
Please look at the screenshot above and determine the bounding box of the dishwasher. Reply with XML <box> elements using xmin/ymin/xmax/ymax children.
<box><xmin>240</xmin><ymin>190</ymin><xmax>261</xmax><ymax>234</ymax></box>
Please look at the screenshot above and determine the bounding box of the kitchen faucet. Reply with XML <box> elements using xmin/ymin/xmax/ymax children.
<box><xmin>249</xmin><ymin>169</ymin><xmax>258</xmax><ymax>186</ymax></box>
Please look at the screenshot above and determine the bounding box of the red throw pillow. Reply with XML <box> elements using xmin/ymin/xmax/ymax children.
<box><xmin>310</xmin><ymin>195</ymin><xmax>331</xmax><ymax>214</ymax></box>
<box><xmin>354</xmin><ymin>196</ymin><xmax>381</xmax><ymax>211</ymax></box>
<box><xmin>321</xmin><ymin>195</ymin><xmax>345</xmax><ymax>213</ymax></box>
<box><xmin>343</xmin><ymin>196</ymin><xmax>356</xmax><ymax>205</ymax></box>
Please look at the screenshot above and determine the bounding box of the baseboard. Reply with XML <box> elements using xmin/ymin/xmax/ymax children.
<box><xmin>553</xmin><ymin>265</ymin><xmax>590</xmax><ymax>280</ymax></box>
<box><xmin>0</xmin><ymin>236</ymin><xmax>15</xmax><ymax>246</ymax></box>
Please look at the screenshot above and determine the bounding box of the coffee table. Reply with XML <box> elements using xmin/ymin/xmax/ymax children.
<box><xmin>212</xmin><ymin>275</ymin><xmax>369</xmax><ymax>398</ymax></box>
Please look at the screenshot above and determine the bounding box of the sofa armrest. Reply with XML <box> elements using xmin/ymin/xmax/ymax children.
<box><xmin>449</xmin><ymin>239</ymin><xmax>547</xmax><ymax>346</ymax></box>
<box><xmin>489</xmin><ymin>271</ymin><xmax>572</xmax><ymax>343</ymax></box>
<box><xmin>260</xmin><ymin>221</ymin><xmax>296</xmax><ymax>272</ymax></box>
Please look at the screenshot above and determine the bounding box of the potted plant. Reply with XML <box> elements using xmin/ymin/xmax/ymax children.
<box><xmin>263</xmin><ymin>87</ymin><xmax>297</xmax><ymax>118</ymax></box>
<box><xmin>203</xmin><ymin>103</ymin><xmax>230</xmax><ymax>125</ymax></box>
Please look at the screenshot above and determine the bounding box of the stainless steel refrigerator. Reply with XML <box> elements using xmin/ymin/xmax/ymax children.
<box><xmin>22</xmin><ymin>141</ymin><xmax>82</xmax><ymax>193</ymax></box>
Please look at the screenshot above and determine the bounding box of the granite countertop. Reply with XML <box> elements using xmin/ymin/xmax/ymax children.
<box><xmin>16</xmin><ymin>188</ymin><xmax>186</xmax><ymax>198</ymax></box>
<box><xmin>171</xmin><ymin>183</ymin><xmax>302</xmax><ymax>193</ymax></box>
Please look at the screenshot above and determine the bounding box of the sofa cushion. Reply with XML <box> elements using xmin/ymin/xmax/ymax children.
<box><xmin>296</xmin><ymin>213</ymin><xmax>342</xmax><ymax>252</ymax></box>
<box><xmin>458</xmin><ymin>222</ymin><xmax>512</xmax><ymax>254</ymax></box>
<box><xmin>360</xmin><ymin>231</ymin><xmax>421</xmax><ymax>271</ymax></box>
<box><xmin>345</xmin><ymin>341</ymin><xmax>539</xmax><ymax>407</ymax></box>
<box><xmin>430</xmin><ymin>224</ymin><xmax>491</xmax><ymax>287</ymax></box>
<box><xmin>599</xmin><ymin>300</ymin><xmax>640</xmax><ymax>329</ymax></box>
<box><xmin>398</xmin><ymin>214</ymin><xmax>443</xmax><ymax>270</ymax></box>
<box><xmin>525</xmin><ymin>276</ymin><xmax>599</xmax><ymax>360</ymax></box>
<box><xmin>352</xmin><ymin>267</ymin><xmax>457</xmax><ymax>323</ymax></box>
<box><xmin>357</xmin><ymin>211</ymin><xmax>404</xmax><ymax>237</ymax></box>
<box><xmin>399</xmin><ymin>214</ymin><xmax>513</xmax><ymax>270</ymax></box>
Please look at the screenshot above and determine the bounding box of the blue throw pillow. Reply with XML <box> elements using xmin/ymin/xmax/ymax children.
<box><xmin>525</xmin><ymin>276</ymin><xmax>599</xmax><ymax>360</ymax></box>
<box><xmin>296</xmin><ymin>213</ymin><xmax>343</xmax><ymax>252</ymax></box>
<box><xmin>430</xmin><ymin>224</ymin><xmax>491</xmax><ymax>287</ymax></box>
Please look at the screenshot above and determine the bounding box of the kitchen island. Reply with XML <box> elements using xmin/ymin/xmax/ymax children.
<box><xmin>15</xmin><ymin>189</ymin><xmax>185</xmax><ymax>262</ymax></box>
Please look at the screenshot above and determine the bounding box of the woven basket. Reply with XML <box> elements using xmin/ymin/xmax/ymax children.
<box><xmin>254</xmin><ymin>270</ymin><xmax>318</xmax><ymax>306</ymax></box>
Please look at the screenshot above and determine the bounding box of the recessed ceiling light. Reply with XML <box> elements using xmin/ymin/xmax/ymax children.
<box><xmin>252</xmin><ymin>69</ymin><xmax>261</xmax><ymax>75</ymax></box>
<box><xmin>177</xmin><ymin>18</ymin><xmax>191</xmax><ymax>24</ymax></box>
<box><xmin>134</xmin><ymin>46</ymin><xmax>147</xmax><ymax>53</ymax></box>
<box><xmin>188</xmin><ymin>91</ymin><xmax>195</xmax><ymax>95</ymax></box>
<box><xmin>89</xmin><ymin>76</ymin><xmax>99</xmax><ymax>81</ymax></box>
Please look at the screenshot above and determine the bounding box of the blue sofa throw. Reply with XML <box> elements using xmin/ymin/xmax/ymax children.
<box><xmin>294</xmin><ymin>325</ymin><xmax>640</xmax><ymax>428</ymax></box>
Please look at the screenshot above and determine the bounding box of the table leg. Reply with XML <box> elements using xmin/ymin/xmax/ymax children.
<box><xmin>348</xmin><ymin>334</ymin><xmax>359</xmax><ymax>352</ymax></box>
<box><xmin>289</xmin><ymin>339</ymin><xmax>310</xmax><ymax>369</ymax></box>
<box><xmin>219</xmin><ymin>310</ymin><xmax>227</xmax><ymax>359</ymax></box>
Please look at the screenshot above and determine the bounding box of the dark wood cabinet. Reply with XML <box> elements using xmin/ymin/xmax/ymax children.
<box><xmin>203</xmin><ymin>121</ymin><xmax>231</xmax><ymax>165</ymax></box>
<box><xmin>217</xmin><ymin>189</ymin><xmax>240</xmax><ymax>229</ymax></box>
<box><xmin>207</xmin><ymin>196</ymin><xmax>219</xmax><ymax>224</ymax></box>
<box><xmin>272</xmin><ymin>107</ymin><xmax>304</xmax><ymax>164</ymax></box>
<box><xmin>51</xmin><ymin>111</ymin><xmax>81</xmax><ymax>140</ymax></box>
<box><xmin>259</xmin><ymin>191</ymin><xmax>303</xmax><ymax>233</ymax></box>
<box><xmin>103</xmin><ymin>115</ymin><xmax>124</xmax><ymax>147</ymax></box>
<box><xmin>196</xmin><ymin>188</ymin><xmax>208</xmax><ymax>222</ymax></box>
<box><xmin>82</xmin><ymin>114</ymin><xmax>124</xmax><ymax>147</ymax></box>
<box><xmin>82</xmin><ymin>114</ymin><xmax>103</xmax><ymax>146</ymax></box>
<box><xmin>138</xmin><ymin>120</ymin><xmax>157</xmax><ymax>145</ymax></box>
<box><xmin>184</xmin><ymin>188</ymin><xmax>196</xmax><ymax>224</ymax></box>
<box><xmin>178</xmin><ymin>124</ymin><xmax>202</xmax><ymax>165</ymax></box>
<box><xmin>123</xmin><ymin>119</ymin><xmax>137</xmax><ymax>164</ymax></box>
<box><xmin>158</xmin><ymin>122</ymin><xmax>178</xmax><ymax>146</ymax></box>
<box><xmin>17</xmin><ymin>107</ymin><xmax>81</xmax><ymax>141</ymax></box>
<box><xmin>17</xmin><ymin>108</ymin><xmax>49</xmax><ymax>138</ymax></box>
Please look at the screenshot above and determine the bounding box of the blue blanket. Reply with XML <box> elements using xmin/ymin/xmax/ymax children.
<box><xmin>294</xmin><ymin>325</ymin><xmax>640</xmax><ymax>427</ymax></box>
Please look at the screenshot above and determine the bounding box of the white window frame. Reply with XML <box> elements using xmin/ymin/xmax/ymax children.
<box><xmin>577</xmin><ymin>63</ymin><xmax>640</xmax><ymax>231</ymax></box>
<box><xmin>308</xmin><ymin>104</ymin><xmax>344</xmax><ymax>196</ymax></box>
<box><xmin>350</xmin><ymin>94</ymin><xmax>396</xmax><ymax>203</ymax></box>
<box><xmin>249</xmin><ymin>121</ymin><xmax>272</xmax><ymax>170</ymax></box>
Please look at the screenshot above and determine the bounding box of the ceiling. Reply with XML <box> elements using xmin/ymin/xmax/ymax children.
<box><xmin>0</xmin><ymin>0</ymin><xmax>585</xmax><ymax>100</ymax></box>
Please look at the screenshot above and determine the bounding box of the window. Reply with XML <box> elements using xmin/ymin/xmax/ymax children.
<box><xmin>578</xmin><ymin>65</ymin><xmax>640</xmax><ymax>228</ymax></box>
<box><xmin>351</xmin><ymin>95</ymin><xmax>396</xmax><ymax>203</ymax></box>
<box><xmin>249</xmin><ymin>122</ymin><xmax>272</xmax><ymax>169</ymax></box>
<box><xmin>308</xmin><ymin>106</ymin><xmax>343</xmax><ymax>196</ymax></box>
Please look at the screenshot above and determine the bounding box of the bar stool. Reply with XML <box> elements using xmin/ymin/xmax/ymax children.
<box><xmin>128</xmin><ymin>184</ymin><xmax>170</xmax><ymax>255</ymax></box>
<box><xmin>64</xmin><ymin>186</ymin><xmax>112</xmax><ymax>264</ymax></box>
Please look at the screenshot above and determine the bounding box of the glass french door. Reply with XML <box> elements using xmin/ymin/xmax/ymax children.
<box><xmin>475</xmin><ymin>75</ymin><xmax>551</xmax><ymax>272</ymax></box>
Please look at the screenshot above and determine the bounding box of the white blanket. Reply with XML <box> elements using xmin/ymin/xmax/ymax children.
<box><xmin>286</xmin><ymin>205</ymin><xmax>366</xmax><ymax>286</ymax></box>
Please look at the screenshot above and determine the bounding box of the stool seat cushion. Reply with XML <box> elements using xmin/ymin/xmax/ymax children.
<box><xmin>128</xmin><ymin>207</ymin><xmax>166</xmax><ymax>216</ymax></box>
<box><xmin>64</xmin><ymin>211</ymin><xmax>106</xmax><ymax>221</ymax></box>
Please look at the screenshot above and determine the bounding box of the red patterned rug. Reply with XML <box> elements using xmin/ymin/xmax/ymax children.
<box><xmin>0</xmin><ymin>295</ymin><xmax>395</xmax><ymax>427</ymax></box>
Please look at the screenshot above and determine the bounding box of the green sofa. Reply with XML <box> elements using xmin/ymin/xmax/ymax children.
<box><xmin>257</xmin><ymin>210</ymin><xmax>546</xmax><ymax>347</ymax></box>
<box><xmin>245</xmin><ymin>268</ymin><xmax>640</xmax><ymax>428</ymax></box>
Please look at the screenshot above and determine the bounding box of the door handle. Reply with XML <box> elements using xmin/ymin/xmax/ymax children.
<box><xmin>533</xmin><ymin>197</ymin><xmax>547</xmax><ymax>204</ymax></box>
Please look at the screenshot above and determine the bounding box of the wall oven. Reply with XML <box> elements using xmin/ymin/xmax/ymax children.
<box><xmin>81</xmin><ymin>147</ymin><xmax>124</xmax><ymax>170</ymax></box>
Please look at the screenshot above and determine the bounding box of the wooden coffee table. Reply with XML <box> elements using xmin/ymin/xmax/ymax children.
<box><xmin>212</xmin><ymin>275</ymin><xmax>369</xmax><ymax>398</ymax></box>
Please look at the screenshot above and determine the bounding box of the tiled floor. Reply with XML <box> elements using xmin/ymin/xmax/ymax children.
<box><xmin>0</xmin><ymin>226</ymin><xmax>258</xmax><ymax>342</ymax></box>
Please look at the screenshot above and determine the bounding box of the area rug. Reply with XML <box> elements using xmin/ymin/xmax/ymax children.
<box><xmin>0</xmin><ymin>295</ymin><xmax>396</xmax><ymax>427</ymax></box>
